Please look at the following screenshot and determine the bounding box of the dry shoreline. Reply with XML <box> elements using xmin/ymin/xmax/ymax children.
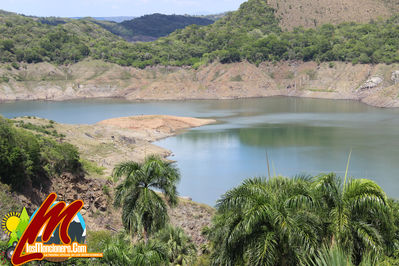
<box><xmin>1</xmin><ymin>60</ymin><xmax>399</xmax><ymax>108</ymax></box>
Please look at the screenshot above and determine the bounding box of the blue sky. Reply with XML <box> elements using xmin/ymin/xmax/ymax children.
<box><xmin>0</xmin><ymin>0</ymin><xmax>247</xmax><ymax>17</ymax></box>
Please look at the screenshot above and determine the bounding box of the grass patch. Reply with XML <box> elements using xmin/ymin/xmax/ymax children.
<box><xmin>120</xmin><ymin>71</ymin><xmax>132</xmax><ymax>80</ymax></box>
<box><xmin>285</xmin><ymin>71</ymin><xmax>295</xmax><ymax>79</ymax></box>
<box><xmin>211</xmin><ymin>70</ymin><xmax>222</xmax><ymax>81</ymax></box>
<box><xmin>306</xmin><ymin>69</ymin><xmax>318</xmax><ymax>80</ymax></box>
<box><xmin>80</xmin><ymin>159</ymin><xmax>106</xmax><ymax>176</ymax></box>
<box><xmin>230</xmin><ymin>75</ymin><xmax>243</xmax><ymax>82</ymax></box>
<box><xmin>13</xmin><ymin>120</ymin><xmax>65</xmax><ymax>138</ymax></box>
<box><xmin>0</xmin><ymin>75</ymin><xmax>9</xmax><ymax>83</ymax></box>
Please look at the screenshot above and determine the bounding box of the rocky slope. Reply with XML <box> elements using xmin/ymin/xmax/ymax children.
<box><xmin>267</xmin><ymin>0</ymin><xmax>399</xmax><ymax>30</ymax></box>
<box><xmin>1</xmin><ymin>60</ymin><xmax>399</xmax><ymax>108</ymax></box>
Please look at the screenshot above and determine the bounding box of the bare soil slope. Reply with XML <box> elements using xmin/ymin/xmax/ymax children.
<box><xmin>267</xmin><ymin>0</ymin><xmax>399</xmax><ymax>29</ymax></box>
<box><xmin>1</xmin><ymin>60</ymin><xmax>399</xmax><ymax>108</ymax></box>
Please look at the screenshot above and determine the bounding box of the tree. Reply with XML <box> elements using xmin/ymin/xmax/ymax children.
<box><xmin>102</xmin><ymin>232</ymin><xmax>133</xmax><ymax>265</ymax></box>
<box><xmin>130</xmin><ymin>240</ymin><xmax>168</xmax><ymax>266</ymax></box>
<box><xmin>113</xmin><ymin>155</ymin><xmax>180</xmax><ymax>241</ymax></box>
<box><xmin>312</xmin><ymin>173</ymin><xmax>394</xmax><ymax>264</ymax></box>
<box><xmin>154</xmin><ymin>225</ymin><xmax>197</xmax><ymax>265</ymax></box>
<box><xmin>208</xmin><ymin>176</ymin><xmax>321</xmax><ymax>266</ymax></box>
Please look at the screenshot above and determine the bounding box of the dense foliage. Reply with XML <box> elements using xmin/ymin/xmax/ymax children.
<box><xmin>206</xmin><ymin>174</ymin><xmax>399</xmax><ymax>265</ymax></box>
<box><xmin>0</xmin><ymin>116</ymin><xmax>82</xmax><ymax>191</ymax></box>
<box><xmin>83</xmin><ymin>227</ymin><xmax>196</xmax><ymax>266</ymax></box>
<box><xmin>92</xmin><ymin>14</ymin><xmax>214</xmax><ymax>42</ymax></box>
<box><xmin>2</xmin><ymin>0</ymin><xmax>399</xmax><ymax>68</ymax></box>
<box><xmin>0</xmin><ymin>11</ymin><xmax>122</xmax><ymax>64</ymax></box>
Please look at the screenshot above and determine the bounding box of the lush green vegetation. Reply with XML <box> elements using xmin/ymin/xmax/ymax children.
<box><xmin>0</xmin><ymin>11</ymin><xmax>122</xmax><ymax>64</ymax></box>
<box><xmin>12</xmin><ymin>119</ymin><xmax>65</xmax><ymax>138</ymax></box>
<box><xmin>2</xmin><ymin>0</ymin><xmax>399</xmax><ymax>69</ymax></box>
<box><xmin>0</xmin><ymin>116</ymin><xmax>82</xmax><ymax>191</ymax></box>
<box><xmin>91</xmin><ymin>14</ymin><xmax>214</xmax><ymax>42</ymax></box>
<box><xmin>206</xmin><ymin>174</ymin><xmax>399</xmax><ymax>265</ymax></box>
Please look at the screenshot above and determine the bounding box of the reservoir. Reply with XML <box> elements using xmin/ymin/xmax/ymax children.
<box><xmin>1</xmin><ymin>97</ymin><xmax>399</xmax><ymax>205</ymax></box>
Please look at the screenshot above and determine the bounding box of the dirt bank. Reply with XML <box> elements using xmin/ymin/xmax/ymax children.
<box><xmin>97</xmin><ymin>115</ymin><xmax>216</xmax><ymax>134</ymax></box>
<box><xmin>1</xmin><ymin>60</ymin><xmax>399</xmax><ymax>108</ymax></box>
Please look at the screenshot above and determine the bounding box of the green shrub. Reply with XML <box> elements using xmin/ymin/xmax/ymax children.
<box><xmin>230</xmin><ymin>75</ymin><xmax>243</xmax><ymax>82</ymax></box>
<box><xmin>1</xmin><ymin>76</ymin><xmax>9</xmax><ymax>83</ymax></box>
<box><xmin>80</xmin><ymin>159</ymin><xmax>105</xmax><ymax>176</ymax></box>
<box><xmin>11</xmin><ymin>62</ymin><xmax>19</xmax><ymax>69</ymax></box>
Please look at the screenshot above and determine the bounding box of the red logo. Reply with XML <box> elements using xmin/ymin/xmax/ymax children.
<box><xmin>11</xmin><ymin>193</ymin><xmax>102</xmax><ymax>265</ymax></box>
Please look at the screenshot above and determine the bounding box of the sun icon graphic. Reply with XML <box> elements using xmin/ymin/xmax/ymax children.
<box><xmin>1</xmin><ymin>212</ymin><xmax>20</xmax><ymax>236</ymax></box>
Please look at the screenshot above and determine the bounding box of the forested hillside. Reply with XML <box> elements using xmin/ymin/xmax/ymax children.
<box><xmin>116</xmin><ymin>14</ymin><xmax>214</xmax><ymax>41</ymax></box>
<box><xmin>0</xmin><ymin>10</ymin><xmax>124</xmax><ymax>64</ymax></box>
<box><xmin>1</xmin><ymin>0</ymin><xmax>399</xmax><ymax>68</ymax></box>
<box><xmin>40</xmin><ymin>14</ymin><xmax>215</xmax><ymax>42</ymax></box>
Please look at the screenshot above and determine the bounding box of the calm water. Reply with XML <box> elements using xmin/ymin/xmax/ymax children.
<box><xmin>1</xmin><ymin>97</ymin><xmax>399</xmax><ymax>206</ymax></box>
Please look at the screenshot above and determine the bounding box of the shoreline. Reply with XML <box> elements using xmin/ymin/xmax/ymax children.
<box><xmin>11</xmin><ymin>115</ymin><xmax>216</xmax><ymax>176</ymax></box>
<box><xmin>1</xmin><ymin>60</ymin><xmax>398</xmax><ymax>108</ymax></box>
<box><xmin>0</xmin><ymin>94</ymin><xmax>385</xmax><ymax>108</ymax></box>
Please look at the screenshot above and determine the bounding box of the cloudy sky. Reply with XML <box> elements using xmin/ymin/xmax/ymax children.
<box><xmin>0</xmin><ymin>0</ymin><xmax>247</xmax><ymax>17</ymax></box>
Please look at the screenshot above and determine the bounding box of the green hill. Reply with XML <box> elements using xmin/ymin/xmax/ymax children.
<box><xmin>125</xmin><ymin>0</ymin><xmax>399</xmax><ymax>67</ymax></box>
<box><xmin>0</xmin><ymin>11</ymin><xmax>124</xmax><ymax>64</ymax></box>
<box><xmin>90</xmin><ymin>13</ymin><xmax>214</xmax><ymax>42</ymax></box>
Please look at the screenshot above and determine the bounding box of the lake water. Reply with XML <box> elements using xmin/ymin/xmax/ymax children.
<box><xmin>2</xmin><ymin>97</ymin><xmax>399</xmax><ymax>206</ymax></box>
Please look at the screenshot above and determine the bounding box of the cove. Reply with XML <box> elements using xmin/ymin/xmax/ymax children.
<box><xmin>1</xmin><ymin>97</ymin><xmax>399</xmax><ymax>205</ymax></box>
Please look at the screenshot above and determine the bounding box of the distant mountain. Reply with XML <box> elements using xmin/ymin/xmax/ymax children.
<box><xmin>72</xmin><ymin>16</ymin><xmax>135</xmax><ymax>23</ymax></box>
<box><xmin>91</xmin><ymin>13</ymin><xmax>215</xmax><ymax>42</ymax></box>
<box><xmin>192</xmin><ymin>12</ymin><xmax>228</xmax><ymax>21</ymax></box>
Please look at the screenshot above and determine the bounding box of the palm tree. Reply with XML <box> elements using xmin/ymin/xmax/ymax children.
<box><xmin>102</xmin><ymin>233</ymin><xmax>133</xmax><ymax>265</ymax></box>
<box><xmin>113</xmin><ymin>155</ymin><xmax>180</xmax><ymax>241</ymax></box>
<box><xmin>303</xmin><ymin>244</ymin><xmax>380</xmax><ymax>266</ymax></box>
<box><xmin>208</xmin><ymin>176</ymin><xmax>322</xmax><ymax>266</ymax></box>
<box><xmin>130</xmin><ymin>240</ymin><xmax>169</xmax><ymax>266</ymax></box>
<box><xmin>101</xmin><ymin>233</ymin><xmax>169</xmax><ymax>266</ymax></box>
<box><xmin>154</xmin><ymin>225</ymin><xmax>197</xmax><ymax>265</ymax></box>
<box><xmin>312</xmin><ymin>173</ymin><xmax>394</xmax><ymax>264</ymax></box>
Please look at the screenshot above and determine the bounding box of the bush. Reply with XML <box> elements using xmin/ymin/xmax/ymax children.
<box><xmin>80</xmin><ymin>159</ymin><xmax>105</xmax><ymax>176</ymax></box>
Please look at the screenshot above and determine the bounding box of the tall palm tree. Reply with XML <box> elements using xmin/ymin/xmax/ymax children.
<box><xmin>312</xmin><ymin>173</ymin><xmax>395</xmax><ymax>264</ymax></box>
<box><xmin>154</xmin><ymin>225</ymin><xmax>197</xmax><ymax>265</ymax></box>
<box><xmin>113</xmin><ymin>155</ymin><xmax>180</xmax><ymax>240</ymax></box>
<box><xmin>208</xmin><ymin>176</ymin><xmax>322</xmax><ymax>266</ymax></box>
